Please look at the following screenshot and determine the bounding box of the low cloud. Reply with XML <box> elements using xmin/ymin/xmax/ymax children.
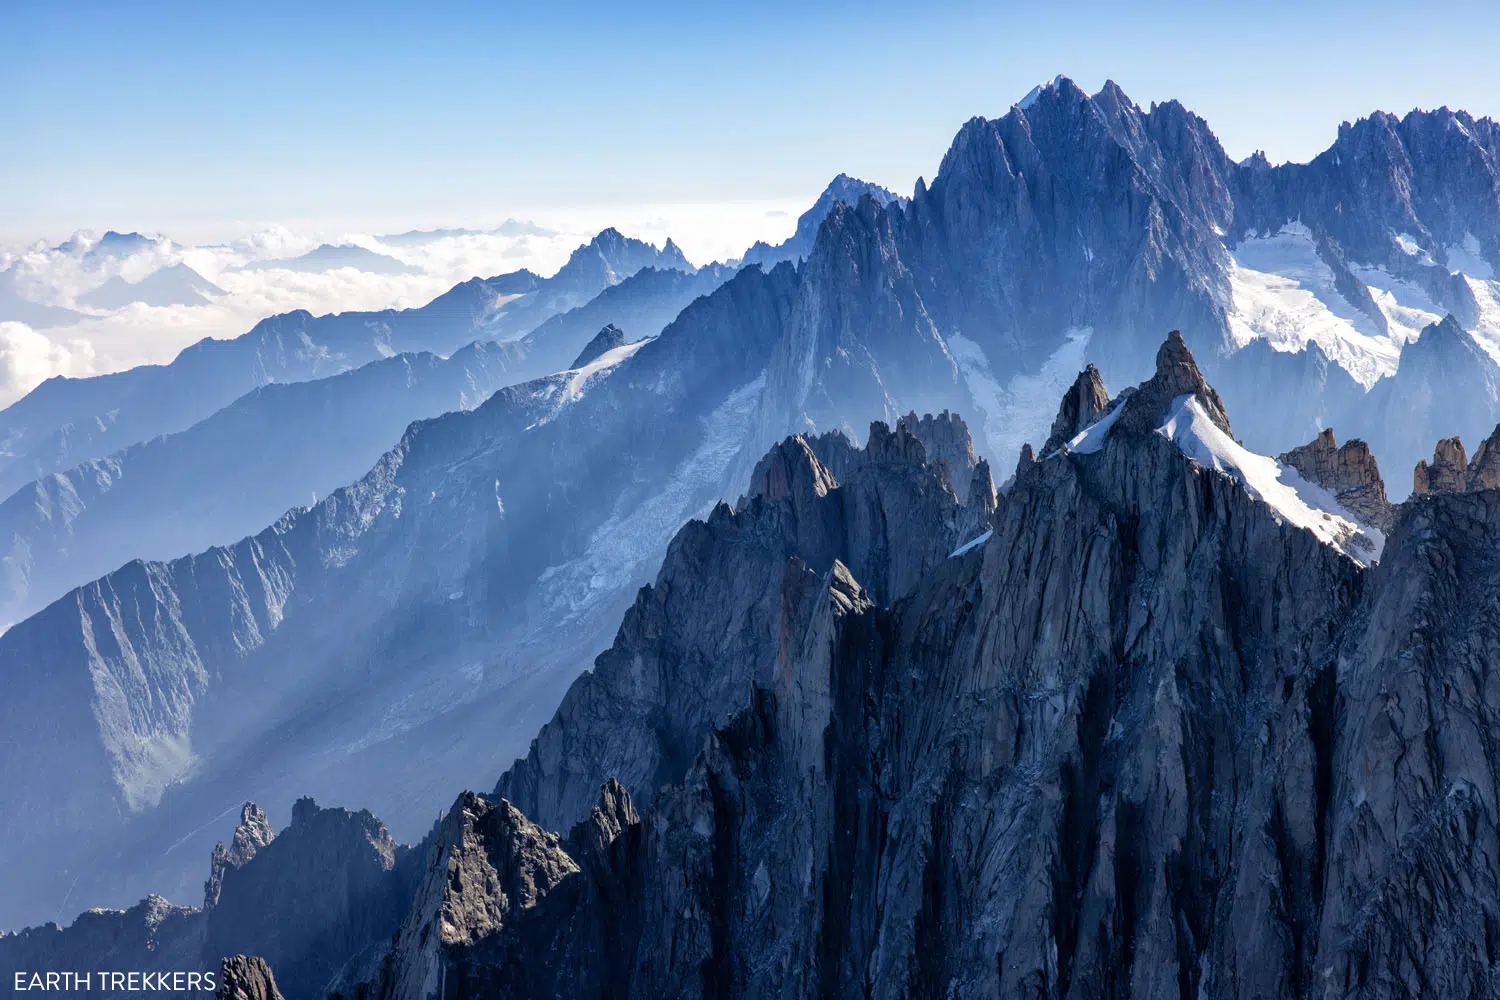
<box><xmin>0</xmin><ymin>199</ymin><xmax>811</xmax><ymax>400</ymax></box>
<box><xmin>0</xmin><ymin>322</ymin><xmax>97</xmax><ymax>405</ymax></box>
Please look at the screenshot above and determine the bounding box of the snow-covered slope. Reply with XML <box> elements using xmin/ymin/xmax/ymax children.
<box><xmin>1157</xmin><ymin>393</ymin><xmax>1384</xmax><ymax>563</ymax></box>
<box><xmin>1227</xmin><ymin>223</ymin><xmax>1403</xmax><ymax>385</ymax></box>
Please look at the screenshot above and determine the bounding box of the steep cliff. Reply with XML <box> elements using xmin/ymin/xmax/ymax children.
<box><xmin>15</xmin><ymin>334</ymin><xmax>1496</xmax><ymax>998</ymax></box>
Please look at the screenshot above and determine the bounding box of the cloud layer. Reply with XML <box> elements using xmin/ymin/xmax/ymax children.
<box><xmin>0</xmin><ymin>199</ymin><xmax>808</xmax><ymax>407</ymax></box>
<box><xmin>0</xmin><ymin>322</ymin><xmax>96</xmax><ymax>403</ymax></box>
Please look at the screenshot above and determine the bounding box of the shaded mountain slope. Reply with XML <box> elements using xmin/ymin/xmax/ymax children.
<box><xmin>0</xmin><ymin>340</ymin><xmax>528</xmax><ymax>627</ymax></box>
<box><xmin>14</xmin><ymin>336</ymin><xmax>1500</xmax><ymax>998</ymax></box>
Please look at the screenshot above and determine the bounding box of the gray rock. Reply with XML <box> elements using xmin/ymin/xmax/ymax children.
<box><xmin>216</xmin><ymin>956</ymin><xmax>286</xmax><ymax>1000</ymax></box>
<box><xmin>204</xmin><ymin>803</ymin><xmax>274</xmax><ymax>910</ymax></box>
<box><xmin>569</xmin><ymin>324</ymin><xmax>629</xmax><ymax>369</ymax></box>
<box><xmin>1415</xmin><ymin>435</ymin><xmax>1471</xmax><ymax>494</ymax></box>
<box><xmin>1042</xmin><ymin>363</ymin><xmax>1111</xmax><ymax>454</ymax></box>
<box><xmin>1280</xmin><ymin>428</ymin><xmax>1395</xmax><ymax>530</ymax></box>
<box><xmin>18</xmin><ymin>333</ymin><xmax>1500</xmax><ymax>998</ymax></box>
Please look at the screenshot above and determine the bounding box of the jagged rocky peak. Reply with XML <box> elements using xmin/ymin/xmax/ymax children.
<box><xmin>1279</xmin><ymin>427</ymin><xmax>1393</xmax><ymax>528</ymax></box>
<box><xmin>1043</xmin><ymin>363</ymin><xmax>1110</xmax><ymax>453</ymax></box>
<box><xmin>336</xmin><ymin>781</ymin><xmax>637</xmax><ymax>1000</ymax></box>
<box><xmin>896</xmin><ymin>409</ymin><xmax>978</xmax><ymax>499</ymax></box>
<box><xmin>215</xmin><ymin>955</ymin><xmax>285</xmax><ymax>1000</ymax></box>
<box><xmin>967</xmin><ymin>458</ymin><xmax>997</xmax><ymax>520</ymax></box>
<box><xmin>1414</xmin><ymin>435</ymin><xmax>1470</xmax><ymax>494</ymax></box>
<box><xmin>747</xmin><ymin>433</ymin><xmax>839</xmax><ymax>502</ymax></box>
<box><xmin>1469</xmin><ymin>424</ymin><xmax>1500</xmax><ymax>490</ymax></box>
<box><xmin>1013</xmin><ymin>441</ymin><xmax>1035</xmax><ymax>473</ymax></box>
<box><xmin>1117</xmin><ymin>328</ymin><xmax>1232</xmax><ymax>435</ymax></box>
<box><xmin>569</xmin><ymin>323</ymin><xmax>629</xmax><ymax>369</ymax></box>
<box><xmin>747</xmin><ymin>413</ymin><xmax>978</xmax><ymax>509</ymax></box>
<box><xmin>204</xmin><ymin>803</ymin><xmax>276</xmax><ymax>909</ymax></box>
<box><xmin>558</xmin><ymin>226</ymin><xmax>692</xmax><ymax>285</ymax></box>
<box><xmin>1412</xmin><ymin>423</ymin><xmax>1500</xmax><ymax>495</ymax></box>
<box><xmin>865</xmin><ymin>418</ymin><xmax>930</xmax><ymax>467</ymax></box>
<box><xmin>659</xmin><ymin>237</ymin><xmax>691</xmax><ymax>270</ymax></box>
<box><xmin>569</xmin><ymin>777</ymin><xmax>638</xmax><ymax>858</ymax></box>
<box><xmin>1013</xmin><ymin>72</ymin><xmax>1089</xmax><ymax>113</ymax></box>
<box><xmin>740</xmin><ymin>172</ymin><xmax>901</xmax><ymax>268</ymax></box>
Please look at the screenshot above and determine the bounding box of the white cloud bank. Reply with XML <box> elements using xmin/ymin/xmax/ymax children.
<box><xmin>0</xmin><ymin>322</ymin><xmax>97</xmax><ymax>405</ymax></box>
<box><xmin>0</xmin><ymin>197</ymin><xmax>812</xmax><ymax>408</ymax></box>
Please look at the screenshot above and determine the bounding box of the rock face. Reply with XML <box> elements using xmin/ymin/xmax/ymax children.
<box><xmin>201</xmin><ymin>798</ymin><xmax>419</xmax><ymax>998</ymax></box>
<box><xmin>1411</xmin><ymin>422</ymin><xmax>1500</xmax><ymax>497</ymax></box>
<box><xmin>1414</xmin><ymin>435</ymin><xmax>1470</xmax><ymax>494</ymax></box>
<box><xmin>895</xmin><ymin>409</ymin><xmax>978</xmax><ymax>500</ymax></box>
<box><xmin>570</xmin><ymin>323</ymin><xmax>630</xmax><ymax>369</ymax></box>
<box><xmin>216</xmin><ymin>956</ymin><xmax>286</xmax><ymax>1000</ymax></box>
<box><xmin>204</xmin><ymin>803</ymin><xmax>275</xmax><ymax>910</ymax></box>
<box><xmin>494</xmin><ymin>413</ymin><xmax>988</xmax><ymax>831</ymax></box>
<box><xmin>1280</xmin><ymin>428</ymin><xmax>1395</xmax><ymax>529</ymax></box>
<box><xmin>16</xmin><ymin>79</ymin><xmax>1500</xmax><ymax>946</ymax></box>
<box><xmin>1042</xmin><ymin>364</ymin><xmax>1111</xmax><ymax>454</ymax></box>
<box><xmin>16</xmin><ymin>333</ymin><xmax>1500</xmax><ymax>997</ymax></box>
<box><xmin>0</xmin><ymin>261</ymin><xmax>800</xmax><ymax>931</ymax></box>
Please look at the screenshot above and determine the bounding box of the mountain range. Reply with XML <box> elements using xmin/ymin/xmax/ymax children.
<box><xmin>77</xmin><ymin>263</ymin><xmax>224</xmax><ymax>310</ymax></box>
<box><xmin>244</xmin><ymin>244</ymin><xmax>418</xmax><ymax>276</ymax></box>
<box><xmin>6</xmin><ymin>77</ymin><xmax>1500</xmax><ymax>997</ymax></box>
<box><xmin>0</xmin><ymin>227</ymin><xmax>686</xmax><ymax>498</ymax></box>
<box><xmin>5</xmin><ymin>333</ymin><xmax>1494</xmax><ymax>999</ymax></box>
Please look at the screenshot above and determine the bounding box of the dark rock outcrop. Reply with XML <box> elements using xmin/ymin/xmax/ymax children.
<box><xmin>1041</xmin><ymin>363</ymin><xmax>1110</xmax><ymax>454</ymax></box>
<box><xmin>216</xmin><ymin>955</ymin><xmax>286</xmax><ymax>1000</ymax></box>
<box><xmin>18</xmin><ymin>333</ymin><xmax>1500</xmax><ymax>997</ymax></box>
<box><xmin>204</xmin><ymin>803</ymin><xmax>275</xmax><ymax>910</ymax></box>
<box><xmin>202</xmin><ymin>798</ymin><xmax>417</xmax><ymax>998</ymax></box>
<box><xmin>569</xmin><ymin>323</ymin><xmax>630</xmax><ymax>369</ymax></box>
<box><xmin>895</xmin><ymin>410</ymin><xmax>978</xmax><ymax>500</ymax></box>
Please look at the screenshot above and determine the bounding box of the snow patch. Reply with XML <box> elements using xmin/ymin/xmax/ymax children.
<box><xmin>1227</xmin><ymin>222</ymin><xmax>1400</xmax><ymax>385</ymax></box>
<box><xmin>527</xmin><ymin>339</ymin><xmax>651</xmax><ymax>429</ymax></box>
<box><xmin>1464</xmin><ymin>276</ymin><xmax>1500</xmax><ymax>363</ymax></box>
<box><xmin>948</xmin><ymin>328</ymin><xmax>1092</xmax><ymax>464</ymax></box>
<box><xmin>1348</xmin><ymin>264</ymin><xmax>1444</xmax><ymax>345</ymax></box>
<box><xmin>562</xmin><ymin>338</ymin><xmax>648</xmax><ymax>402</ymax></box>
<box><xmin>1063</xmin><ymin>400</ymin><xmax>1125</xmax><ymax>456</ymax></box>
<box><xmin>950</xmin><ymin>529</ymin><xmax>993</xmax><ymax>558</ymax></box>
<box><xmin>1393</xmin><ymin>232</ymin><xmax>1436</xmax><ymax>265</ymax></box>
<box><xmin>537</xmin><ymin>375</ymin><xmax>766</xmax><ymax>621</ymax></box>
<box><xmin>1446</xmin><ymin>233</ymin><xmax>1495</xmax><ymax>280</ymax></box>
<box><xmin>1157</xmin><ymin>394</ymin><xmax>1384</xmax><ymax>564</ymax></box>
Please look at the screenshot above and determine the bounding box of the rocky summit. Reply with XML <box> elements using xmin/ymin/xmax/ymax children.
<box><xmin>9</xmin><ymin>332</ymin><xmax>1500</xmax><ymax>998</ymax></box>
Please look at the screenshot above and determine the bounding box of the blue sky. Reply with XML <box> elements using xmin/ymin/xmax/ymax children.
<box><xmin>4</xmin><ymin>0</ymin><xmax>1500</xmax><ymax>243</ymax></box>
